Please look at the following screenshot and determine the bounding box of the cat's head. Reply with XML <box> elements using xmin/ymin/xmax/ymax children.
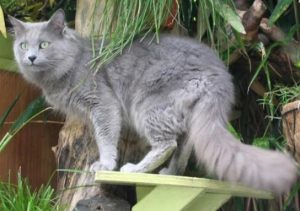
<box><xmin>9</xmin><ymin>9</ymin><xmax>82</xmax><ymax>84</ymax></box>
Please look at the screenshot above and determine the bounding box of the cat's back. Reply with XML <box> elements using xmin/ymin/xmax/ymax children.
<box><xmin>102</xmin><ymin>34</ymin><xmax>234</xmax><ymax>127</ymax></box>
<box><xmin>131</xmin><ymin>34</ymin><xmax>223</xmax><ymax>67</ymax></box>
<box><xmin>126</xmin><ymin>34</ymin><xmax>231</xmax><ymax>89</ymax></box>
<box><xmin>104</xmin><ymin>34</ymin><xmax>232</xmax><ymax>102</ymax></box>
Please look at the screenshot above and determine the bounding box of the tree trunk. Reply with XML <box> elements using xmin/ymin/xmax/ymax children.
<box><xmin>55</xmin><ymin>117</ymin><xmax>102</xmax><ymax>210</ymax></box>
<box><xmin>75</xmin><ymin>0</ymin><xmax>106</xmax><ymax>37</ymax></box>
<box><xmin>55</xmin><ymin>115</ymin><xmax>146</xmax><ymax>210</ymax></box>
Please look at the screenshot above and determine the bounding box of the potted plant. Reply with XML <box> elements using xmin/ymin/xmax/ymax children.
<box><xmin>278</xmin><ymin>86</ymin><xmax>300</xmax><ymax>163</ymax></box>
<box><xmin>262</xmin><ymin>84</ymin><xmax>300</xmax><ymax>163</ymax></box>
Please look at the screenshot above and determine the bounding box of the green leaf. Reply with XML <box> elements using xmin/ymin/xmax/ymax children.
<box><xmin>0</xmin><ymin>172</ymin><xmax>62</xmax><ymax>210</ymax></box>
<box><xmin>9</xmin><ymin>96</ymin><xmax>46</xmax><ymax>133</ymax></box>
<box><xmin>252</xmin><ymin>137</ymin><xmax>270</xmax><ymax>149</ymax></box>
<box><xmin>49</xmin><ymin>0</ymin><xmax>56</xmax><ymax>7</ymax></box>
<box><xmin>227</xmin><ymin>123</ymin><xmax>241</xmax><ymax>140</ymax></box>
<box><xmin>269</xmin><ymin>0</ymin><xmax>293</xmax><ymax>24</ymax></box>
<box><xmin>214</xmin><ymin>1</ymin><xmax>246</xmax><ymax>34</ymax></box>
<box><xmin>0</xmin><ymin>95</ymin><xmax>20</xmax><ymax>131</ymax></box>
<box><xmin>290</xmin><ymin>45</ymin><xmax>300</xmax><ymax>68</ymax></box>
<box><xmin>282</xmin><ymin>178</ymin><xmax>300</xmax><ymax>210</ymax></box>
<box><xmin>0</xmin><ymin>5</ymin><xmax>7</xmax><ymax>38</ymax></box>
<box><xmin>0</xmin><ymin>96</ymin><xmax>50</xmax><ymax>152</ymax></box>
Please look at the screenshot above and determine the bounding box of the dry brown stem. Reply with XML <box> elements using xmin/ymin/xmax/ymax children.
<box><xmin>242</xmin><ymin>0</ymin><xmax>266</xmax><ymax>41</ymax></box>
<box><xmin>260</xmin><ymin>18</ymin><xmax>300</xmax><ymax>67</ymax></box>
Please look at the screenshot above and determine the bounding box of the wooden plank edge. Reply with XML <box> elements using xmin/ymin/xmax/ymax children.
<box><xmin>95</xmin><ymin>171</ymin><xmax>273</xmax><ymax>199</ymax></box>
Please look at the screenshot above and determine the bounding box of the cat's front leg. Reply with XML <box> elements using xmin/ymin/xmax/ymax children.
<box><xmin>89</xmin><ymin>105</ymin><xmax>122</xmax><ymax>172</ymax></box>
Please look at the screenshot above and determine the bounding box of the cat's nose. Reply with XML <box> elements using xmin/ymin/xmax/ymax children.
<box><xmin>28</xmin><ymin>55</ymin><xmax>37</xmax><ymax>63</ymax></box>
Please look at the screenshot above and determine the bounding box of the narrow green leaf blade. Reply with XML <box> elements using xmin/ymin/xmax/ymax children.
<box><xmin>214</xmin><ymin>1</ymin><xmax>246</xmax><ymax>34</ymax></box>
<box><xmin>269</xmin><ymin>0</ymin><xmax>293</xmax><ymax>24</ymax></box>
<box><xmin>9</xmin><ymin>96</ymin><xmax>46</xmax><ymax>134</ymax></box>
<box><xmin>0</xmin><ymin>95</ymin><xmax>20</xmax><ymax>130</ymax></box>
<box><xmin>227</xmin><ymin>123</ymin><xmax>241</xmax><ymax>140</ymax></box>
<box><xmin>0</xmin><ymin>97</ymin><xmax>49</xmax><ymax>152</ymax></box>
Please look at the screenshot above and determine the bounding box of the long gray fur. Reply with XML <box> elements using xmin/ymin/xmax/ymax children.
<box><xmin>9</xmin><ymin>9</ymin><xmax>297</xmax><ymax>194</ymax></box>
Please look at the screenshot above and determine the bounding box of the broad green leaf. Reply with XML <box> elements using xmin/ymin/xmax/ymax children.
<box><xmin>0</xmin><ymin>95</ymin><xmax>20</xmax><ymax>130</ymax></box>
<box><xmin>214</xmin><ymin>1</ymin><xmax>246</xmax><ymax>34</ymax></box>
<box><xmin>0</xmin><ymin>6</ymin><xmax>7</xmax><ymax>38</ymax></box>
<box><xmin>269</xmin><ymin>0</ymin><xmax>293</xmax><ymax>24</ymax></box>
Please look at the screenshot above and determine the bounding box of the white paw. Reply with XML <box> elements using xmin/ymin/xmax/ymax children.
<box><xmin>159</xmin><ymin>167</ymin><xmax>171</xmax><ymax>175</ymax></box>
<box><xmin>120</xmin><ymin>163</ymin><xmax>139</xmax><ymax>172</ymax></box>
<box><xmin>89</xmin><ymin>160</ymin><xmax>116</xmax><ymax>172</ymax></box>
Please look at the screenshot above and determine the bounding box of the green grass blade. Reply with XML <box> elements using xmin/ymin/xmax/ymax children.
<box><xmin>91</xmin><ymin>0</ymin><xmax>174</xmax><ymax>71</ymax></box>
<box><xmin>0</xmin><ymin>96</ymin><xmax>50</xmax><ymax>152</ymax></box>
<box><xmin>0</xmin><ymin>95</ymin><xmax>20</xmax><ymax>131</ymax></box>
<box><xmin>9</xmin><ymin>96</ymin><xmax>47</xmax><ymax>134</ymax></box>
<box><xmin>269</xmin><ymin>0</ymin><xmax>293</xmax><ymax>24</ymax></box>
<box><xmin>0</xmin><ymin>173</ymin><xmax>62</xmax><ymax>211</ymax></box>
<box><xmin>0</xmin><ymin>133</ymin><xmax>13</xmax><ymax>152</ymax></box>
<box><xmin>282</xmin><ymin>178</ymin><xmax>300</xmax><ymax>210</ymax></box>
<box><xmin>248</xmin><ymin>42</ymin><xmax>281</xmax><ymax>92</ymax></box>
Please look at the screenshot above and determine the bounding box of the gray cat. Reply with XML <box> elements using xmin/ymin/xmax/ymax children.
<box><xmin>9</xmin><ymin>9</ymin><xmax>297</xmax><ymax>194</ymax></box>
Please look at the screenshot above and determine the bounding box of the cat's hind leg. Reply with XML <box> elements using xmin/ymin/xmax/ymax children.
<box><xmin>120</xmin><ymin>103</ymin><xmax>183</xmax><ymax>173</ymax></box>
<box><xmin>159</xmin><ymin>136</ymin><xmax>192</xmax><ymax>175</ymax></box>
<box><xmin>120</xmin><ymin>139</ymin><xmax>177</xmax><ymax>172</ymax></box>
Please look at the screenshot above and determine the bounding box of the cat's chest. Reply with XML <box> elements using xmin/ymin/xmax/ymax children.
<box><xmin>44</xmin><ymin>90</ymin><xmax>88</xmax><ymax>118</ymax></box>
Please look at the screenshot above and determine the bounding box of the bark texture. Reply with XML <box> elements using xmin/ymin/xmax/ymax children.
<box><xmin>55</xmin><ymin>115</ymin><xmax>146</xmax><ymax>210</ymax></box>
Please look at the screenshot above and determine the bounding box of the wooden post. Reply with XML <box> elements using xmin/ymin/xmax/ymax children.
<box><xmin>55</xmin><ymin>115</ymin><xmax>145</xmax><ymax>210</ymax></box>
<box><xmin>75</xmin><ymin>0</ymin><xmax>106</xmax><ymax>37</ymax></box>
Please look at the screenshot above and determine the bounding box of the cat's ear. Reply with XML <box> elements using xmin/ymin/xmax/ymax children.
<box><xmin>47</xmin><ymin>9</ymin><xmax>65</xmax><ymax>35</ymax></box>
<box><xmin>8</xmin><ymin>15</ymin><xmax>26</xmax><ymax>36</ymax></box>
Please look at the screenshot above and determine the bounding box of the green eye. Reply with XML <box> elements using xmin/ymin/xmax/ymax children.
<box><xmin>39</xmin><ymin>41</ymin><xmax>50</xmax><ymax>49</ymax></box>
<box><xmin>20</xmin><ymin>42</ymin><xmax>28</xmax><ymax>50</ymax></box>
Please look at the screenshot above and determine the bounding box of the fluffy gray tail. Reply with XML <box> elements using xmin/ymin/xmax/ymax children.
<box><xmin>189</xmin><ymin>101</ymin><xmax>297</xmax><ymax>194</ymax></box>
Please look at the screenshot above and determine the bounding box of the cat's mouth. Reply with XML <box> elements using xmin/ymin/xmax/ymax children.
<box><xmin>23</xmin><ymin>63</ymin><xmax>45</xmax><ymax>72</ymax></box>
<box><xmin>24</xmin><ymin>63</ymin><xmax>37</xmax><ymax>68</ymax></box>
<box><xmin>24</xmin><ymin>62</ymin><xmax>41</xmax><ymax>67</ymax></box>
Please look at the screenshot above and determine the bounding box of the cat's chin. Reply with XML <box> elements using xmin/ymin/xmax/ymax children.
<box><xmin>22</xmin><ymin>64</ymin><xmax>47</xmax><ymax>72</ymax></box>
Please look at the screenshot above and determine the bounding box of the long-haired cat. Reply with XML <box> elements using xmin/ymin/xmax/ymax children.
<box><xmin>9</xmin><ymin>9</ymin><xmax>297</xmax><ymax>194</ymax></box>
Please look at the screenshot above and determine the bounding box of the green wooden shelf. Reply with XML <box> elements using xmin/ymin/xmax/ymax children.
<box><xmin>95</xmin><ymin>171</ymin><xmax>273</xmax><ymax>211</ymax></box>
